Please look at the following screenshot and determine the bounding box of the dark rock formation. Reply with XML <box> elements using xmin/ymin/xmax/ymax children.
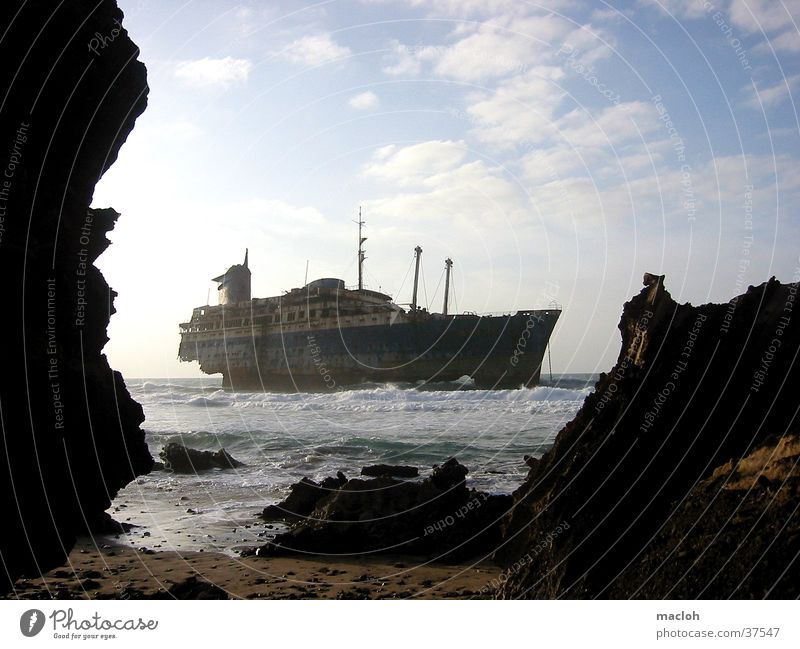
<box><xmin>159</xmin><ymin>443</ymin><xmax>244</xmax><ymax>473</ymax></box>
<box><xmin>261</xmin><ymin>473</ymin><xmax>348</xmax><ymax>521</ymax></box>
<box><xmin>498</xmin><ymin>274</ymin><xmax>800</xmax><ymax>598</ymax></box>
<box><xmin>258</xmin><ymin>459</ymin><xmax>511</xmax><ymax>561</ymax></box>
<box><xmin>610</xmin><ymin>432</ymin><xmax>800</xmax><ymax>598</ymax></box>
<box><xmin>80</xmin><ymin>511</ymin><xmax>134</xmax><ymax>535</ymax></box>
<box><xmin>361</xmin><ymin>464</ymin><xmax>419</xmax><ymax>478</ymax></box>
<box><xmin>0</xmin><ymin>1</ymin><xmax>151</xmax><ymax>592</ymax></box>
<box><xmin>165</xmin><ymin>576</ymin><xmax>229</xmax><ymax>600</ymax></box>
<box><xmin>431</xmin><ymin>457</ymin><xmax>468</xmax><ymax>488</ymax></box>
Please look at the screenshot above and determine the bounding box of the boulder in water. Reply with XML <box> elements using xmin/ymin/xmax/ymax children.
<box><xmin>159</xmin><ymin>443</ymin><xmax>244</xmax><ymax>473</ymax></box>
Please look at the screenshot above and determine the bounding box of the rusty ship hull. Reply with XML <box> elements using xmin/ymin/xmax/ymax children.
<box><xmin>180</xmin><ymin>308</ymin><xmax>560</xmax><ymax>391</ymax></box>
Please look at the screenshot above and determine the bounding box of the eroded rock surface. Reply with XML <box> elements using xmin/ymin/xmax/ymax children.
<box><xmin>361</xmin><ymin>464</ymin><xmax>419</xmax><ymax>478</ymax></box>
<box><xmin>258</xmin><ymin>459</ymin><xmax>511</xmax><ymax>561</ymax></box>
<box><xmin>497</xmin><ymin>274</ymin><xmax>799</xmax><ymax>599</ymax></box>
<box><xmin>0</xmin><ymin>0</ymin><xmax>151</xmax><ymax>591</ymax></box>
<box><xmin>261</xmin><ymin>473</ymin><xmax>348</xmax><ymax>521</ymax></box>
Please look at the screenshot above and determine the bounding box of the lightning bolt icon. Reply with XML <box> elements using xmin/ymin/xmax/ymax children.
<box><xmin>28</xmin><ymin>612</ymin><xmax>38</xmax><ymax>632</ymax></box>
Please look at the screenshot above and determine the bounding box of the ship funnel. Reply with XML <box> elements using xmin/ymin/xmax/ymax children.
<box><xmin>443</xmin><ymin>258</ymin><xmax>453</xmax><ymax>315</ymax></box>
<box><xmin>411</xmin><ymin>246</ymin><xmax>422</xmax><ymax>312</ymax></box>
<box><xmin>212</xmin><ymin>254</ymin><xmax>252</xmax><ymax>305</ymax></box>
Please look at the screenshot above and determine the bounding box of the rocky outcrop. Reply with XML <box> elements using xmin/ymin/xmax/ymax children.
<box><xmin>498</xmin><ymin>274</ymin><xmax>800</xmax><ymax>598</ymax></box>
<box><xmin>258</xmin><ymin>459</ymin><xmax>511</xmax><ymax>561</ymax></box>
<box><xmin>361</xmin><ymin>464</ymin><xmax>419</xmax><ymax>478</ymax></box>
<box><xmin>261</xmin><ymin>472</ymin><xmax>348</xmax><ymax>521</ymax></box>
<box><xmin>159</xmin><ymin>443</ymin><xmax>244</xmax><ymax>473</ymax></box>
<box><xmin>609</xmin><ymin>432</ymin><xmax>800</xmax><ymax>598</ymax></box>
<box><xmin>0</xmin><ymin>1</ymin><xmax>151</xmax><ymax>592</ymax></box>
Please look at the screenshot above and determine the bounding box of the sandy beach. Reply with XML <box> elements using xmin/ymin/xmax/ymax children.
<box><xmin>6</xmin><ymin>538</ymin><xmax>501</xmax><ymax>600</ymax></box>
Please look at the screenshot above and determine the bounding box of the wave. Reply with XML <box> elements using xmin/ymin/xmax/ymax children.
<box><xmin>229</xmin><ymin>384</ymin><xmax>589</xmax><ymax>412</ymax></box>
<box><xmin>136</xmin><ymin>383</ymin><xmax>590</xmax><ymax>415</ymax></box>
<box><xmin>146</xmin><ymin>430</ymin><xmax>253</xmax><ymax>453</ymax></box>
<box><xmin>185</xmin><ymin>391</ymin><xmax>234</xmax><ymax>407</ymax></box>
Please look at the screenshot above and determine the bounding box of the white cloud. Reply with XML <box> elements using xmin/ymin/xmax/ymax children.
<box><xmin>432</xmin><ymin>15</ymin><xmax>574</xmax><ymax>82</ymax></box>
<box><xmin>744</xmin><ymin>75</ymin><xmax>800</xmax><ymax>109</ymax></box>
<box><xmin>769</xmin><ymin>29</ymin><xmax>800</xmax><ymax>52</ymax></box>
<box><xmin>382</xmin><ymin>40</ymin><xmax>441</xmax><ymax>76</ymax></box>
<box><xmin>557</xmin><ymin>101</ymin><xmax>662</xmax><ymax>148</ymax></box>
<box><xmin>432</xmin><ymin>31</ymin><xmax>530</xmax><ymax>82</ymax></box>
<box><xmin>640</xmin><ymin>1</ymin><xmax>800</xmax><ymax>54</ymax></box>
<box><xmin>348</xmin><ymin>90</ymin><xmax>380</xmax><ymax>109</ymax></box>
<box><xmin>637</xmin><ymin>0</ymin><xmax>716</xmax><ymax>19</ymax></box>
<box><xmin>558</xmin><ymin>21</ymin><xmax>616</xmax><ymax>64</ymax></box>
<box><xmin>464</xmin><ymin>67</ymin><xmax>566</xmax><ymax>147</ymax></box>
<box><xmin>174</xmin><ymin>57</ymin><xmax>253</xmax><ymax>89</ymax></box>
<box><xmin>522</xmin><ymin>148</ymin><xmax>800</xmax><ymax>234</ymax></box>
<box><xmin>382</xmin><ymin>13</ymin><xmax>613</xmax><ymax>83</ymax></box>
<box><xmin>363</xmin><ymin>159</ymin><xmax>527</xmax><ymax>232</ymax></box>
<box><xmin>729</xmin><ymin>0</ymin><xmax>800</xmax><ymax>34</ymax></box>
<box><xmin>363</xmin><ymin>140</ymin><xmax>469</xmax><ymax>185</ymax></box>
<box><xmin>522</xmin><ymin>145</ymin><xmax>587</xmax><ymax>185</ymax></box>
<box><xmin>591</xmin><ymin>7</ymin><xmax>628</xmax><ymax>22</ymax></box>
<box><xmin>280</xmin><ymin>34</ymin><xmax>351</xmax><ymax>66</ymax></box>
<box><xmin>363</xmin><ymin>0</ymin><xmax>573</xmax><ymax>18</ymax></box>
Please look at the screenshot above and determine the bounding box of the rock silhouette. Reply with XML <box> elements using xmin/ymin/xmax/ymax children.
<box><xmin>497</xmin><ymin>274</ymin><xmax>800</xmax><ymax>598</ymax></box>
<box><xmin>0</xmin><ymin>0</ymin><xmax>151</xmax><ymax>592</ymax></box>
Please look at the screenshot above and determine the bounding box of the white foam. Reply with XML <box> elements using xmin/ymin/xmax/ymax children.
<box><xmin>219</xmin><ymin>384</ymin><xmax>590</xmax><ymax>414</ymax></box>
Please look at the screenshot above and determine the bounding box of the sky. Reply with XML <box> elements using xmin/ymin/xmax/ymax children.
<box><xmin>93</xmin><ymin>0</ymin><xmax>800</xmax><ymax>378</ymax></box>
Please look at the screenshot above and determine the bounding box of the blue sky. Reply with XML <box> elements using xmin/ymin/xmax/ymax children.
<box><xmin>94</xmin><ymin>0</ymin><xmax>800</xmax><ymax>378</ymax></box>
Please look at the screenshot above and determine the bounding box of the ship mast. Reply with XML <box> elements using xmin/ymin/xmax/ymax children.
<box><xmin>411</xmin><ymin>246</ymin><xmax>422</xmax><ymax>312</ymax></box>
<box><xmin>355</xmin><ymin>207</ymin><xmax>366</xmax><ymax>292</ymax></box>
<box><xmin>443</xmin><ymin>258</ymin><xmax>453</xmax><ymax>315</ymax></box>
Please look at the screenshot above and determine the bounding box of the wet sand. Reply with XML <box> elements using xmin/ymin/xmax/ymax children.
<box><xmin>7</xmin><ymin>538</ymin><xmax>501</xmax><ymax>600</ymax></box>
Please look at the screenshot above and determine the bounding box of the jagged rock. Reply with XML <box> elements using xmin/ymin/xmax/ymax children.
<box><xmin>497</xmin><ymin>274</ymin><xmax>800</xmax><ymax>599</ymax></box>
<box><xmin>361</xmin><ymin>464</ymin><xmax>419</xmax><ymax>478</ymax></box>
<box><xmin>258</xmin><ymin>459</ymin><xmax>511</xmax><ymax>560</ymax></box>
<box><xmin>81</xmin><ymin>511</ymin><xmax>134</xmax><ymax>535</ymax></box>
<box><xmin>0</xmin><ymin>0</ymin><xmax>151</xmax><ymax>593</ymax></box>
<box><xmin>431</xmin><ymin>457</ymin><xmax>468</xmax><ymax>489</ymax></box>
<box><xmin>159</xmin><ymin>443</ymin><xmax>244</xmax><ymax>473</ymax></box>
<box><xmin>164</xmin><ymin>576</ymin><xmax>228</xmax><ymax>600</ymax></box>
<box><xmin>261</xmin><ymin>472</ymin><xmax>348</xmax><ymax>521</ymax></box>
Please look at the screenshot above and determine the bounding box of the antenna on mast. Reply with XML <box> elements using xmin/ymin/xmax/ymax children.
<box><xmin>354</xmin><ymin>207</ymin><xmax>367</xmax><ymax>291</ymax></box>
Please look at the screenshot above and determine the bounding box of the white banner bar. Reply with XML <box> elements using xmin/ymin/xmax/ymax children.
<box><xmin>1</xmin><ymin>600</ymin><xmax>798</xmax><ymax>648</ymax></box>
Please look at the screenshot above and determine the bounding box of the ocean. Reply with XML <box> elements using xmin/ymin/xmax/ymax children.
<box><xmin>111</xmin><ymin>375</ymin><xmax>597</xmax><ymax>555</ymax></box>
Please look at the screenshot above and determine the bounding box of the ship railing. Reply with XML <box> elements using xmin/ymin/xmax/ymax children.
<box><xmin>344</xmin><ymin>282</ymin><xmax>390</xmax><ymax>294</ymax></box>
<box><xmin>468</xmin><ymin>307</ymin><xmax>561</xmax><ymax>317</ymax></box>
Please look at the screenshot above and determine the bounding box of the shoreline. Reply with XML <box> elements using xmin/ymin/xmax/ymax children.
<box><xmin>6</xmin><ymin>537</ymin><xmax>501</xmax><ymax>600</ymax></box>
